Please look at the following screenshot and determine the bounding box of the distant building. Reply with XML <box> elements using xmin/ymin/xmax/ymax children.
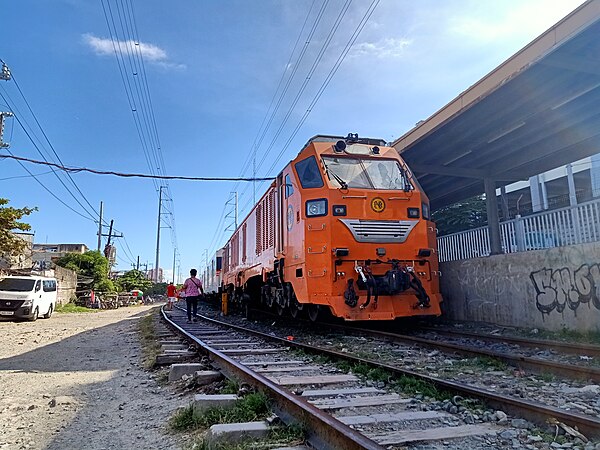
<box><xmin>146</xmin><ymin>268</ymin><xmax>163</xmax><ymax>283</ymax></box>
<box><xmin>0</xmin><ymin>232</ymin><xmax>34</xmax><ymax>270</ymax></box>
<box><xmin>32</xmin><ymin>243</ymin><xmax>89</xmax><ymax>270</ymax></box>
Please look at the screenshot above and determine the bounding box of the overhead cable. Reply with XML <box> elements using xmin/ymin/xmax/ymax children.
<box><xmin>0</xmin><ymin>153</ymin><xmax>276</xmax><ymax>181</ymax></box>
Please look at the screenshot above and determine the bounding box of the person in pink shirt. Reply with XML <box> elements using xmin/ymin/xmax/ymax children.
<box><xmin>183</xmin><ymin>268</ymin><xmax>204</xmax><ymax>323</ymax></box>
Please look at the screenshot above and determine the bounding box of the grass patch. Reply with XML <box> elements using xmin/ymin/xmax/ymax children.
<box><xmin>55</xmin><ymin>303</ymin><xmax>96</xmax><ymax>313</ymax></box>
<box><xmin>189</xmin><ymin>424</ymin><xmax>305</xmax><ymax>450</ymax></box>
<box><xmin>170</xmin><ymin>393</ymin><xmax>270</xmax><ymax>432</ymax></box>
<box><xmin>518</xmin><ymin>327</ymin><xmax>600</xmax><ymax>346</ymax></box>
<box><xmin>392</xmin><ymin>375</ymin><xmax>452</xmax><ymax>401</ymax></box>
<box><xmin>454</xmin><ymin>356</ymin><xmax>507</xmax><ymax>371</ymax></box>
<box><xmin>138</xmin><ymin>311</ymin><xmax>162</xmax><ymax>369</ymax></box>
<box><xmin>220</xmin><ymin>379</ymin><xmax>239</xmax><ymax>394</ymax></box>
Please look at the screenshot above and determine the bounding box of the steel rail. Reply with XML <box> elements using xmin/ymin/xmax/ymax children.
<box><xmin>410</xmin><ymin>326</ymin><xmax>600</xmax><ymax>357</ymax></box>
<box><xmin>250</xmin><ymin>307</ymin><xmax>600</xmax><ymax>382</ymax></box>
<box><xmin>160</xmin><ymin>307</ymin><xmax>385</xmax><ymax>450</ymax></box>
<box><xmin>333</xmin><ymin>324</ymin><xmax>600</xmax><ymax>383</ymax></box>
<box><xmin>184</xmin><ymin>309</ymin><xmax>600</xmax><ymax>439</ymax></box>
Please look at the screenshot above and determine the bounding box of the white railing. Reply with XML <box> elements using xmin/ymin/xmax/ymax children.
<box><xmin>437</xmin><ymin>197</ymin><xmax>600</xmax><ymax>262</ymax></box>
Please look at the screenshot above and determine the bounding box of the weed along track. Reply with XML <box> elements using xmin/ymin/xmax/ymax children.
<box><xmin>160</xmin><ymin>305</ymin><xmax>600</xmax><ymax>449</ymax></box>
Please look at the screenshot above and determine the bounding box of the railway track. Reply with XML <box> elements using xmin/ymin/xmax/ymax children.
<box><xmin>249</xmin><ymin>306</ymin><xmax>600</xmax><ymax>383</ymax></box>
<box><xmin>161</xmin><ymin>305</ymin><xmax>600</xmax><ymax>448</ymax></box>
<box><xmin>407</xmin><ymin>326</ymin><xmax>600</xmax><ymax>358</ymax></box>
<box><xmin>337</xmin><ymin>324</ymin><xmax>600</xmax><ymax>383</ymax></box>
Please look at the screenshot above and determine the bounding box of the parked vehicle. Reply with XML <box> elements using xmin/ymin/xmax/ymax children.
<box><xmin>0</xmin><ymin>275</ymin><xmax>58</xmax><ymax>321</ymax></box>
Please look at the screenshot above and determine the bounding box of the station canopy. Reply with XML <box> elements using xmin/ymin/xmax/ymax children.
<box><xmin>393</xmin><ymin>0</ymin><xmax>600</xmax><ymax>210</ymax></box>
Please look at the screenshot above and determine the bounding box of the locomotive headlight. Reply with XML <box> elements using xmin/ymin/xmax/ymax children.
<box><xmin>407</xmin><ymin>207</ymin><xmax>420</xmax><ymax>218</ymax></box>
<box><xmin>306</xmin><ymin>199</ymin><xmax>328</xmax><ymax>217</ymax></box>
<box><xmin>422</xmin><ymin>202</ymin><xmax>430</xmax><ymax>220</ymax></box>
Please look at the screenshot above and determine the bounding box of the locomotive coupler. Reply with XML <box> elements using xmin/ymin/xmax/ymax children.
<box><xmin>344</xmin><ymin>279</ymin><xmax>358</xmax><ymax>307</ymax></box>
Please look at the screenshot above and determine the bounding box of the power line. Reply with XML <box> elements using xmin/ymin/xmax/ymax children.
<box><xmin>0</xmin><ymin>152</ymin><xmax>277</xmax><ymax>181</ymax></box>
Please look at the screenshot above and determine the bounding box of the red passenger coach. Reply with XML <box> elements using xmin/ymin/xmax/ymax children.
<box><xmin>219</xmin><ymin>134</ymin><xmax>442</xmax><ymax>321</ymax></box>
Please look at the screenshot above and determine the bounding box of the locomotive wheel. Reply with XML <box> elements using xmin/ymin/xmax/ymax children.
<box><xmin>276</xmin><ymin>304</ymin><xmax>285</xmax><ymax>316</ymax></box>
<box><xmin>307</xmin><ymin>304</ymin><xmax>320</xmax><ymax>322</ymax></box>
<box><xmin>289</xmin><ymin>299</ymin><xmax>300</xmax><ymax>319</ymax></box>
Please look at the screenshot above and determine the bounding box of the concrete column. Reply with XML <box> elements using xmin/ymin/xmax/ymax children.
<box><xmin>484</xmin><ymin>178</ymin><xmax>503</xmax><ymax>255</ymax></box>
<box><xmin>591</xmin><ymin>152</ymin><xmax>600</xmax><ymax>198</ymax></box>
<box><xmin>566</xmin><ymin>163</ymin><xmax>578</xmax><ymax>206</ymax></box>
<box><xmin>500</xmin><ymin>186</ymin><xmax>510</xmax><ymax>220</ymax></box>
<box><xmin>540</xmin><ymin>173</ymin><xmax>549</xmax><ymax>210</ymax></box>
<box><xmin>529</xmin><ymin>175</ymin><xmax>542</xmax><ymax>212</ymax></box>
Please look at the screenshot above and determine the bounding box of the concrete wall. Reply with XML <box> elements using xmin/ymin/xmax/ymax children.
<box><xmin>51</xmin><ymin>266</ymin><xmax>77</xmax><ymax>306</ymax></box>
<box><xmin>440</xmin><ymin>241</ymin><xmax>600</xmax><ymax>332</ymax></box>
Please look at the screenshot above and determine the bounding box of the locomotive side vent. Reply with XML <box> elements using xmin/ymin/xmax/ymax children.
<box><xmin>339</xmin><ymin>219</ymin><xmax>418</xmax><ymax>243</ymax></box>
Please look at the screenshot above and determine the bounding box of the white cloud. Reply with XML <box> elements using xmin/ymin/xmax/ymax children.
<box><xmin>449</xmin><ymin>0</ymin><xmax>586</xmax><ymax>43</ymax></box>
<box><xmin>351</xmin><ymin>37</ymin><xmax>412</xmax><ymax>59</ymax></box>
<box><xmin>83</xmin><ymin>33</ymin><xmax>185</xmax><ymax>69</ymax></box>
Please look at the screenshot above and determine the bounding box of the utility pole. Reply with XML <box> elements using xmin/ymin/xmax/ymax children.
<box><xmin>155</xmin><ymin>186</ymin><xmax>164</xmax><ymax>282</ymax></box>
<box><xmin>235</xmin><ymin>191</ymin><xmax>238</xmax><ymax>229</ymax></box>
<box><xmin>137</xmin><ymin>255</ymin><xmax>140</xmax><ymax>271</ymax></box>
<box><xmin>172</xmin><ymin>248</ymin><xmax>176</xmax><ymax>284</ymax></box>
<box><xmin>97</xmin><ymin>201</ymin><xmax>103</xmax><ymax>251</ymax></box>
<box><xmin>0</xmin><ymin>112</ymin><xmax>14</xmax><ymax>148</ymax></box>
<box><xmin>0</xmin><ymin>63</ymin><xmax>12</xmax><ymax>149</ymax></box>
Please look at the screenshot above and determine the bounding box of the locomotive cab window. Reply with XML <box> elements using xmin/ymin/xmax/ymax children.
<box><xmin>285</xmin><ymin>174</ymin><xmax>294</xmax><ymax>198</ymax></box>
<box><xmin>322</xmin><ymin>156</ymin><xmax>413</xmax><ymax>191</ymax></box>
<box><xmin>295</xmin><ymin>156</ymin><xmax>324</xmax><ymax>189</ymax></box>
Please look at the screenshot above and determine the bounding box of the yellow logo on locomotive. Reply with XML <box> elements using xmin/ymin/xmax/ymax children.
<box><xmin>371</xmin><ymin>197</ymin><xmax>386</xmax><ymax>213</ymax></box>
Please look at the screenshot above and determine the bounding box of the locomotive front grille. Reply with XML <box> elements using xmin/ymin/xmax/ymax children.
<box><xmin>339</xmin><ymin>219</ymin><xmax>418</xmax><ymax>243</ymax></box>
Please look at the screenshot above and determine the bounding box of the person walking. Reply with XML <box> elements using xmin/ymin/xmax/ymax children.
<box><xmin>166</xmin><ymin>282</ymin><xmax>177</xmax><ymax>311</ymax></box>
<box><xmin>183</xmin><ymin>269</ymin><xmax>204</xmax><ymax>323</ymax></box>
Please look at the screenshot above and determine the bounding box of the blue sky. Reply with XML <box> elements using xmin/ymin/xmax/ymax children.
<box><xmin>0</xmin><ymin>0</ymin><xmax>585</xmax><ymax>282</ymax></box>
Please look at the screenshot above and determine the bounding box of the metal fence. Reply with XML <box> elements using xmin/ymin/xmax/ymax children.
<box><xmin>437</xmin><ymin>197</ymin><xmax>600</xmax><ymax>262</ymax></box>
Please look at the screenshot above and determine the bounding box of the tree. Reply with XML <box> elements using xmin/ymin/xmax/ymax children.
<box><xmin>432</xmin><ymin>195</ymin><xmax>488</xmax><ymax>236</ymax></box>
<box><xmin>115</xmin><ymin>269</ymin><xmax>153</xmax><ymax>293</ymax></box>
<box><xmin>0</xmin><ymin>198</ymin><xmax>37</xmax><ymax>257</ymax></box>
<box><xmin>146</xmin><ymin>282</ymin><xmax>168</xmax><ymax>296</ymax></box>
<box><xmin>55</xmin><ymin>251</ymin><xmax>115</xmax><ymax>292</ymax></box>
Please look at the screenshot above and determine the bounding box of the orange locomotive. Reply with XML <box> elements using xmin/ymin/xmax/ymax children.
<box><xmin>220</xmin><ymin>134</ymin><xmax>442</xmax><ymax>321</ymax></box>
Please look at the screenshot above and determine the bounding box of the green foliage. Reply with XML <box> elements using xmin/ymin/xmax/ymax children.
<box><xmin>170</xmin><ymin>393</ymin><xmax>270</xmax><ymax>432</ymax></box>
<box><xmin>393</xmin><ymin>375</ymin><xmax>452</xmax><ymax>400</ymax></box>
<box><xmin>55</xmin><ymin>250</ymin><xmax>115</xmax><ymax>292</ymax></box>
<box><xmin>220</xmin><ymin>379</ymin><xmax>240</xmax><ymax>394</ymax></box>
<box><xmin>432</xmin><ymin>195</ymin><xmax>487</xmax><ymax>236</ymax></box>
<box><xmin>55</xmin><ymin>303</ymin><xmax>96</xmax><ymax>313</ymax></box>
<box><xmin>146</xmin><ymin>282</ymin><xmax>168</xmax><ymax>296</ymax></box>
<box><xmin>115</xmin><ymin>269</ymin><xmax>152</xmax><ymax>293</ymax></box>
<box><xmin>0</xmin><ymin>198</ymin><xmax>37</xmax><ymax>257</ymax></box>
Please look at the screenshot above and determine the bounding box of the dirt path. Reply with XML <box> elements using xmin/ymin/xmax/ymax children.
<box><xmin>0</xmin><ymin>306</ymin><xmax>186</xmax><ymax>450</ymax></box>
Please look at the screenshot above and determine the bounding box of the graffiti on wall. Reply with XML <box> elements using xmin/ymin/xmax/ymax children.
<box><xmin>530</xmin><ymin>263</ymin><xmax>600</xmax><ymax>315</ymax></box>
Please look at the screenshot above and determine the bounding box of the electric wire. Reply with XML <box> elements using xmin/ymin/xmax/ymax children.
<box><xmin>0</xmin><ymin>153</ymin><xmax>276</xmax><ymax>180</ymax></box>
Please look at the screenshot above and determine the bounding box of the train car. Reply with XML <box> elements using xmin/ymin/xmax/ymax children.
<box><xmin>201</xmin><ymin>249</ymin><xmax>223</xmax><ymax>301</ymax></box>
<box><xmin>220</xmin><ymin>134</ymin><xmax>442</xmax><ymax>321</ymax></box>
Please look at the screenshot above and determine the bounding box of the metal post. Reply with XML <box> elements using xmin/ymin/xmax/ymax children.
<box><xmin>514</xmin><ymin>214</ymin><xmax>526</xmax><ymax>252</ymax></box>
<box><xmin>155</xmin><ymin>187</ymin><xmax>163</xmax><ymax>282</ymax></box>
<box><xmin>97</xmin><ymin>201</ymin><xmax>103</xmax><ymax>251</ymax></box>
<box><xmin>484</xmin><ymin>178</ymin><xmax>503</xmax><ymax>255</ymax></box>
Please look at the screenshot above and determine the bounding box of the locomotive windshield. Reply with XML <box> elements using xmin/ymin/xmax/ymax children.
<box><xmin>322</xmin><ymin>156</ymin><xmax>413</xmax><ymax>191</ymax></box>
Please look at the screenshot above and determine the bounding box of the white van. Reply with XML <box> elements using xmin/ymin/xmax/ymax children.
<box><xmin>0</xmin><ymin>276</ymin><xmax>57</xmax><ymax>321</ymax></box>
